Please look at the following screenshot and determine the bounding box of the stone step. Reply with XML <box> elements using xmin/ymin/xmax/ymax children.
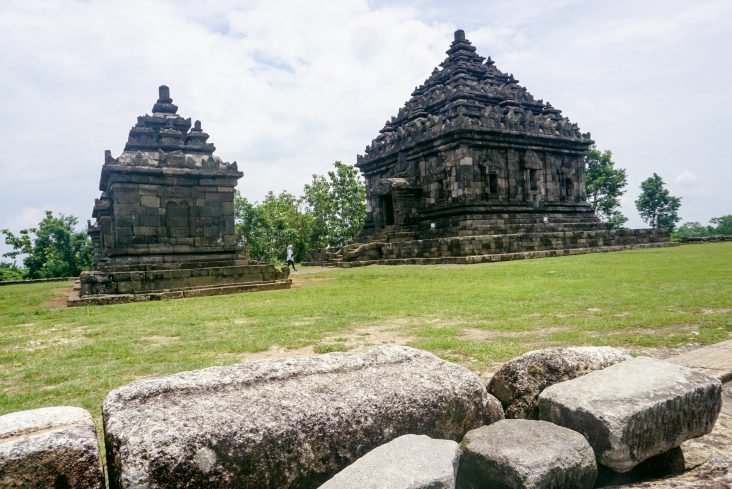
<box><xmin>333</xmin><ymin>243</ymin><xmax>677</xmax><ymax>268</ymax></box>
<box><xmin>68</xmin><ymin>279</ymin><xmax>291</xmax><ymax>306</ymax></box>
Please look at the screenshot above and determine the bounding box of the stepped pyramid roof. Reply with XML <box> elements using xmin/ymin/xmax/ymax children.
<box><xmin>103</xmin><ymin>85</ymin><xmax>237</xmax><ymax>173</ymax></box>
<box><xmin>357</xmin><ymin>30</ymin><xmax>592</xmax><ymax>167</ymax></box>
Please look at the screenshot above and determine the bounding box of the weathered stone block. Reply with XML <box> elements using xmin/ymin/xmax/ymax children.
<box><xmin>488</xmin><ymin>346</ymin><xmax>630</xmax><ymax>419</ymax></box>
<box><xmin>458</xmin><ymin>419</ymin><xmax>596</xmax><ymax>489</ymax></box>
<box><xmin>140</xmin><ymin>195</ymin><xmax>159</xmax><ymax>208</ymax></box>
<box><xmin>537</xmin><ymin>356</ymin><xmax>722</xmax><ymax>472</ymax></box>
<box><xmin>0</xmin><ymin>406</ymin><xmax>104</xmax><ymax>489</ymax></box>
<box><xmin>103</xmin><ymin>346</ymin><xmax>502</xmax><ymax>488</ymax></box>
<box><xmin>320</xmin><ymin>434</ymin><xmax>460</xmax><ymax>489</ymax></box>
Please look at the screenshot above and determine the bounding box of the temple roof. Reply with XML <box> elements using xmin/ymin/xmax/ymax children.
<box><xmin>104</xmin><ymin>86</ymin><xmax>237</xmax><ymax>172</ymax></box>
<box><xmin>358</xmin><ymin>30</ymin><xmax>591</xmax><ymax>166</ymax></box>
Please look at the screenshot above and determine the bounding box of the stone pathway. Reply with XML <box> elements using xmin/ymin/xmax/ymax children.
<box><xmin>667</xmin><ymin>339</ymin><xmax>732</xmax><ymax>383</ymax></box>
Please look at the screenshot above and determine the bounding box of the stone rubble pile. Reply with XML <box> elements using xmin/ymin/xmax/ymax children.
<box><xmin>0</xmin><ymin>346</ymin><xmax>723</xmax><ymax>488</ymax></box>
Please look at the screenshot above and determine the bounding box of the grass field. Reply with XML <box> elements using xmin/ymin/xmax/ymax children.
<box><xmin>1</xmin><ymin>243</ymin><xmax>731</xmax><ymax>427</ymax></box>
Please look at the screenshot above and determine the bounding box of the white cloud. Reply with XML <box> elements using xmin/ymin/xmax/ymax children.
<box><xmin>1</xmin><ymin>0</ymin><xmax>730</xmax><ymax>246</ymax></box>
<box><xmin>4</xmin><ymin>208</ymin><xmax>46</xmax><ymax>232</ymax></box>
<box><xmin>675</xmin><ymin>171</ymin><xmax>698</xmax><ymax>185</ymax></box>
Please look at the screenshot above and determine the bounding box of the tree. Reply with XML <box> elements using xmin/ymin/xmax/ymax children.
<box><xmin>584</xmin><ymin>146</ymin><xmax>628</xmax><ymax>227</ymax></box>
<box><xmin>0</xmin><ymin>262</ymin><xmax>25</xmax><ymax>282</ymax></box>
<box><xmin>709</xmin><ymin>215</ymin><xmax>732</xmax><ymax>235</ymax></box>
<box><xmin>635</xmin><ymin>173</ymin><xmax>682</xmax><ymax>229</ymax></box>
<box><xmin>2</xmin><ymin>211</ymin><xmax>93</xmax><ymax>279</ymax></box>
<box><xmin>303</xmin><ymin>161</ymin><xmax>366</xmax><ymax>248</ymax></box>
<box><xmin>234</xmin><ymin>191</ymin><xmax>312</xmax><ymax>263</ymax></box>
<box><xmin>672</xmin><ymin>221</ymin><xmax>711</xmax><ymax>240</ymax></box>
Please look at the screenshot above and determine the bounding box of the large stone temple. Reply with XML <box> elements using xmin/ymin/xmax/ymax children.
<box><xmin>318</xmin><ymin>30</ymin><xmax>671</xmax><ymax>266</ymax></box>
<box><xmin>69</xmin><ymin>86</ymin><xmax>290</xmax><ymax>305</ymax></box>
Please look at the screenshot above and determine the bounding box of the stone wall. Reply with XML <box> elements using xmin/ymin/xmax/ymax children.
<box><xmin>318</xmin><ymin>228</ymin><xmax>672</xmax><ymax>267</ymax></box>
<box><xmin>94</xmin><ymin>166</ymin><xmax>239</xmax><ymax>263</ymax></box>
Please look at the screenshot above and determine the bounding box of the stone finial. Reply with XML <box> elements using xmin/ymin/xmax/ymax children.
<box><xmin>194</xmin><ymin>120</ymin><xmax>202</xmax><ymax>131</ymax></box>
<box><xmin>158</xmin><ymin>85</ymin><xmax>171</xmax><ymax>102</ymax></box>
<box><xmin>454</xmin><ymin>29</ymin><xmax>465</xmax><ymax>41</ymax></box>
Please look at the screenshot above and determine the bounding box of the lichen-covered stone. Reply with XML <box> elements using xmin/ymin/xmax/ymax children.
<box><xmin>103</xmin><ymin>345</ymin><xmax>503</xmax><ymax>489</ymax></box>
<box><xmin>319</xmin><ymin>434</ymin><xmax>460</xmax><ymax>489</ymax></box>
<box><xmin>0</xmin><ymin>406</ymin><xmax>104</xmax><ymax>489</ymax></box>
<box><xmin>538</xmin><ymin>356</ymin><xmax>722</xmax><ymax>473</ymax></box>
<box><xmin>457</xmin><ymin>419</ymin><xmax>597</xmax><ymax>489</ymax></box>
<box><xmin>488</xmin><ymin>346</ymin><xmax>631</xmax><ymax>419</ymax></box>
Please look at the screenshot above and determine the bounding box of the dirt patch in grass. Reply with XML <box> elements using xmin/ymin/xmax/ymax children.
<box><xmin>703</xmin><ymin>308</ymin><xmax>732</xmax><ymax>315</ymax></box>
<box><xmin>22</xmin><ymin>336</ymin><xmax>83</xmax><ymax>352</ymax></box>
<box><xmin>238</xmin><ymin>323</ymin><xmax>417</xmax><ymax>363</ymax></box>
<box><xmin>420</xmin><ymin>317</ymin><xmax>467</xmax><ymax>328</ymax></box>
<box><xmin>586</xmin><ymin>324</ymin><xmax>700</xmax><ymax>337</ymax></box>
<box><xmin>239</xmin><ymin>345</ymin><xmax>316</xmax><ymax>362</ymax></box>
<box><xmin>343</xmin><ymin>323</ymin><xmax>418</xmax><ymax>346</ymax></box>
<box><xmin>461</xmin><ymin>326</ymin><xmax>569</xmax><ymax>342</ymax></box>
<box><xmin>42</xmin><ymin>287</ymin><xmax>73</xmax><ymax>311</ymax></box>
<box><xmin>290</xmin><ymin>317</ymin><xmax>324</xmax><ymax>327</ymax></box>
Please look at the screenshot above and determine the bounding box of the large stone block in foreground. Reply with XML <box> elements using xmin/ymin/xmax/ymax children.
<box><xmin>0</xmin><ymin>406</ymin><xmax>104</xmax><ymax>489</ymax></box>
<box><xmin>488</xmin><ymin>346</ymin><xmax>630</xmax><ymax>419</ymax></box>
<box><xmin>538</xmin><ymin>356</ymin><xmax>722</xmax><ymax>473</ymax></box>
<box><xmin>457</xmin><ymin>419</ymin><xmax>596</xmax><ymax>489</ymax></box>
<box><xmin>103</xmin><ymin>345</ymin><xmax>503</xmax><ymax>489</ymax></box>
<box><xmin>320</xmin><ymin>434</ymin><xmax>460</xmax><ymax>489</ymax></box>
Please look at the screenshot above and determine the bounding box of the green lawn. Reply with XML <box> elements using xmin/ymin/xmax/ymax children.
<box><xmin>1</xmin><ymin>243</ymin><xmax>731</xmax><ymax>426</ymax></box>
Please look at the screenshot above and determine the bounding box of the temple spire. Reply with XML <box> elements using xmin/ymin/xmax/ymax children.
<box><xmin>152</xmin><ymin>84</ymin><xmax>178</xmax><ymax>114</ymax></box>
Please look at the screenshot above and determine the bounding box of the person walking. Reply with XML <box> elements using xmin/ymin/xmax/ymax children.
<box><xmin>286</xmin><ymin>244</ymin><xmax>297</xmax><ymax>272</ymax></box>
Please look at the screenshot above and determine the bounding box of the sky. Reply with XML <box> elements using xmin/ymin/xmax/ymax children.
<box><xmin>1</xmin><ymin>0</ymin><xmax>731</xmax><ymax>255</ymax></box>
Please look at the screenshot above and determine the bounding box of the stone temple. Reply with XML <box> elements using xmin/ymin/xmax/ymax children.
<box><xmin>316</xmin><ymin>30</ymin><xmax>671</xmax><ymax>266</ymax></box>
<box><xmin>69</xmin><ymin>86</ymin><xmax>290</xmax><ymax>306</ymax></box>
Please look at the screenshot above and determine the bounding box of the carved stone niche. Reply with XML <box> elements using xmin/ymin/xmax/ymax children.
<box><xmin>373</xmin><ymin>178</ymin><xmax>421</xmax><ymax>229</ymax></box>
<box><xmin>522</xmin><ymin>150</ymin><xmax>543</xmax><ymax>170</ymax></box>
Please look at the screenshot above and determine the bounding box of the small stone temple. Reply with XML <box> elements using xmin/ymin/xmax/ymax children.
<box><xmin>315</xmin><ymin>30</ymin><xmax>671</xmax><ymax>266</ymax></box>
<box><xmin>69</xmin><ymin>86</ymin><xmax>290</xmax><ymax>305</ymax></box>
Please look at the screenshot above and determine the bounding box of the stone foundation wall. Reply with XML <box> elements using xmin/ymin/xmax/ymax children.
<box><xmin>79</xmin><ymin>264</ymin><xmax>287</xmax><ymax>296</ymax></box>
<box><xmin>340</xmin><ymin>228</ymin><xmax>671</xmax><ymax>263</ymax></box>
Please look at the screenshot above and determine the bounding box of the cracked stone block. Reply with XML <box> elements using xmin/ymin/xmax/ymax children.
<box><xmin>103</xmin><ymin>345</ymin><xmax>503</xmax><ymax>489</ymax></box>
<box><xmin>0</xmin><ymin>406</ymin><xmax>104</xmax><ymax>489</ymax></box>
<box><xmin>538</xmin><ymin>356</ymin><xmax>722</xmax><ymax>473</ymax></box>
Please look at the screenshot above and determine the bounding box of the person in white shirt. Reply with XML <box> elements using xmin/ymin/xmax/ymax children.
<box><xmin>286</xmin><ymin>244</ymin><xmax>297</xmax><ymax>272</ymax></box>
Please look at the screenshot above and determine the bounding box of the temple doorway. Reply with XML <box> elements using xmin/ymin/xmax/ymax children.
<box><xmin>381</xmin><ymin>195</ymin><xmax>395</xmax><ymax>226</ymax></box>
